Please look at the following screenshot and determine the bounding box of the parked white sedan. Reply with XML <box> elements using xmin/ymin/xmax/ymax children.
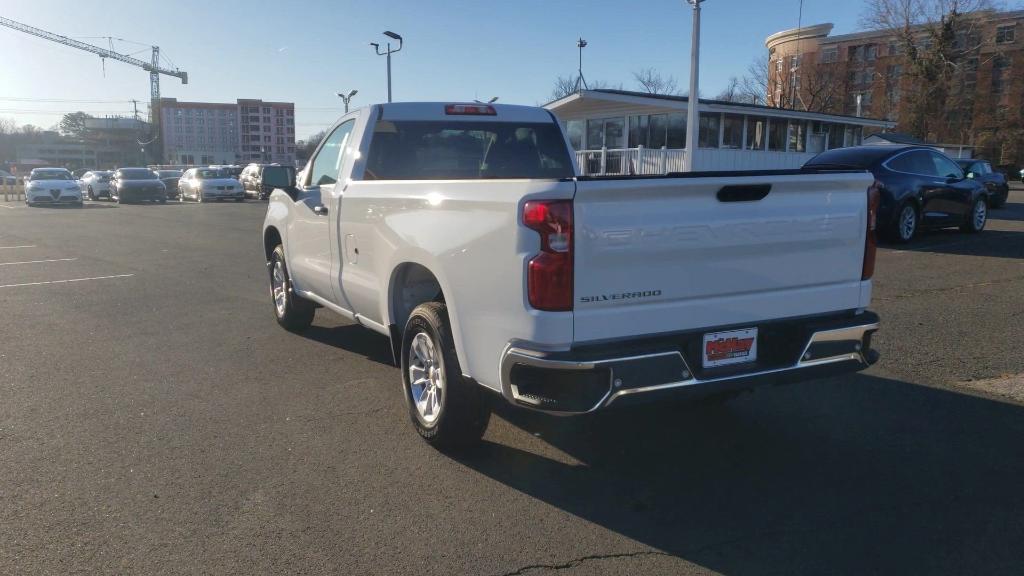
<box><xmin>178</xmin><ymin>168</ymin><xmax>244</xmax><ymax>203</ymax></box>
<box><xmin>24</xmin><ymin>168</ymin><xmax>83</xmax><ymax>207</ymax></box>
<box><xmin>78</xmin><ymin>170</ymin><xmax>114</xmax><ymax>200</ymax></box>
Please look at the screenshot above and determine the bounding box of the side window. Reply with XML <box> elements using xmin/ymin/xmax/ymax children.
<box><xmin>889</xmin><ymin>151</ymin><xmax>931</xmax><ymax>175</ymax></box>
<box><xmin>930</xmin><ymin>152</ymin><xmax>963</xmax><ymax>179</ymax></box>
<box><xmin>306</xmin><ymin>120</ymin><xmax>356</xmax><ymax>187</ymax></box>
<box><xmin>981</xmin><ymin>162</ymin><xmax>992</xmax><ymax>175</ymax></box>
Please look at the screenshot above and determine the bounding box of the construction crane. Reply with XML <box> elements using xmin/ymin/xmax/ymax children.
<box><xmin>0</xmin><ymin>15</ymin><xmax>187</xmax><ymax>158</ymax></box>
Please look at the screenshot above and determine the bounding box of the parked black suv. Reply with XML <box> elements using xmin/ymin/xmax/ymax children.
<box><xmin>956</xmin><ymin>159</ymin><xmax>1009</xmax><ymax>208</ymax></box>
<box><xmin>804</xmin><ymin>145</ymin><xmax>991</xmax><ymax>243</ymax></box>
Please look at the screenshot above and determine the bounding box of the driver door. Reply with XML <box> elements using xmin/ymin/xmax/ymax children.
<box><xmin>287</xmin><ymin>119</ymin><xmax>356</xmax><ymax>307</ymax></box>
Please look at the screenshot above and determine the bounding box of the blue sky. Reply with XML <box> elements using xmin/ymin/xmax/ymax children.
<box><xmin>0</xmin><ymin>0</ymin><xmax>865</xmax><ymax>139</ymax></box>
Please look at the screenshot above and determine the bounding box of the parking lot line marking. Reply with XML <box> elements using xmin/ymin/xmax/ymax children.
<box><xmin>0</xmin><ymin>205</ymin><xmax>15</xmax><ymax>209</ymax></box>
<box><xmin>0</xmin><ymin>245</ymin><xmax>36</xmax><ymax>250</ymax></box>
<box><xmin>0</xmin><ymin>274</ymin><xmax>134</xmax><ymax>289</ymax></box>
<box><xmin>0</xmin><ymin>258</ymin><xmax>77</xmax><ymax>266</ymax></box>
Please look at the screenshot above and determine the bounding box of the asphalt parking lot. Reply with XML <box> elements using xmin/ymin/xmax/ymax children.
<box><xmin>1</xmin><ymin>188</ymin><xmax>1022</xmax><ymax>575</ymax></box>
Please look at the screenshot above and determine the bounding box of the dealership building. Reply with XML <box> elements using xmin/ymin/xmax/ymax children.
<box><xmin>545</xmin><ymin>89</ymin><xmax>894</xmax><ymax>174</ymax></box>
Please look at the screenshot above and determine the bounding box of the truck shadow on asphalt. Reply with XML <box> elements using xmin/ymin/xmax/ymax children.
<box><xmin>466</xmin><ymin>375</ymin><xmax>1024</xmax><ymax>575</ymax></box>
<box><xmin>303</xmin><ymin>323</ymin><xmax>395</xmax><ymax>366</ymax></box>
<box><xmin>882</xmin><ymin>229</ymin><xmax>1024</xmax><ymax>259</ymax></box>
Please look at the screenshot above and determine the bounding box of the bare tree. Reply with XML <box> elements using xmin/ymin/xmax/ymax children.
<box><xmin>550</xmin><ymin>75</ymin><xmax>623</xmax><ymax>101</ymax></box>
<box><xmin>861</xmin><ymin>0</ymin><xmax>1000</xmax><ymax>140</ymax></box>
<box><xmin>295</xmin><ymin>129</ymin><xmax>328</xmax><ymax>162</ymax></box>
<box><xmin>0</xmin><ymin>117</ymin><xmax>16</xmax><ymax>135</ymax></box>
<box><xmin>551</xmin><ymin>75</ymin><xmax>578</xmax><ymax>100</ymax></box>
<box><xmin>717</xmin><ymin>56</ymin><xmax>772</xmax><ymax>105</ymax></box>
<box><xmin>632</xmin><ymin>68</ymin><xmax>680</xmax><ymax>95</ymax></box>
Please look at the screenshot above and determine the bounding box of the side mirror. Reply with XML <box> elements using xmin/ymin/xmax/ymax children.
<box><xmin>966</xmin><ymin>172</ymin><xmax>975</xmax><ymax>179</ymax></box>
<box><xmin>261</xmin><ymin>165</ymin><xmax>297</xmax><ymax>198</ymax></box>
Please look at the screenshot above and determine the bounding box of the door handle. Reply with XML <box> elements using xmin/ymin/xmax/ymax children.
<box><xmin>314</xmin><ymin>204</ymin><xmax>328</xmax><ymax>216</ymax></box>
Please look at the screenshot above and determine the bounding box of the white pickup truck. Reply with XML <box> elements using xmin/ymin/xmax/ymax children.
<box><xmin>262</xmin><ymin>102</ymin><xmax>880</xmax><ymax>448</ymax></box>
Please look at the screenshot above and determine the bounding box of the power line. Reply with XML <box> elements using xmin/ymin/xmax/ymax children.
<box><xmin>0</xmin><ymin>96</ymin><xmax>143</xmax><ymax>103</ymax></box>
<box><xmin>0</xmin><ymin>109</ymin><xmax>136</xmax><ymax>116</ymax></box>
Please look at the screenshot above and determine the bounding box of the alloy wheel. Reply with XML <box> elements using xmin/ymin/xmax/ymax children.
<box><xmin>899</xmin><ymin>205</ymin><xmax>916</xmax><ymax>241</ymax></box>
<box><xmin>408</xmin><ymin>332</ymin><xmax>444</xmax><ymax>424</ymax></box>
<box><xmin>271</xmin><ymin>259</ymin><xmax>288</xmax><ymax>318</ymax></box>
<box><xmin>973</xmin><ymin>199</ymin><xmax>987</xmax><ymax>230</ymax></box>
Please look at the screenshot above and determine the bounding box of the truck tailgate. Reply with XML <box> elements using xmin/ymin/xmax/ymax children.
<box><xmin>572</xmin><ymin>171</ymin><xmax>874</xmax><ymax>343</ymax></box>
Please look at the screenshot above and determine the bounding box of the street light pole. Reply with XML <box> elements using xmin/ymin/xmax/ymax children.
<box><xmin>684</xmin><ymin>0</ymin><xmax>705</xmax><ymax>172</ymax></box>
<box><xmin>372</xmin><ymin>31</ymin><xmax>403</xmax><ymax>103</ymax></box>
<box><xmin>337</xmin><ymin>89</ymin><xmax>358</xmax><ymax>113</ymax></box>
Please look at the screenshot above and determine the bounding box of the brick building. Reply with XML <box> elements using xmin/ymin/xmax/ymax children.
<box><xmin>765</xmin><ymin>10</ymin><xmax>1024</xmax><ymax>166</ymax></box>
<box><xmin>160</xmin><ymin>98</ymin><xmax>296</xmax><ymax>166</ymax></box>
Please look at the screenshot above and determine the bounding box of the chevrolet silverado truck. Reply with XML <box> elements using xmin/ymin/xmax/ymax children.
<box><xmin>262</xmin><ymin>102</ymin><xmax>881</xmax><ymax>448</ymax></box>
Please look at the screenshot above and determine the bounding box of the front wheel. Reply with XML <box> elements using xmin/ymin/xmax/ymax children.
<box><xmin>401</xmin><ymin>302</ymin><xmax>490</xmax><ymax>449</ymax></box>
<box><xmin>961</xmin><ymin>198</ymin><xmax>987</xmax><ymax>233</ymax></box>
<box><xmin>196</xmin><ymin>190</ymin><xmax>204</xmax><ymax>203</ymax></box>
<box><xmin>268</xmin><ymin>245</ymin><xmax>315</xmax><ymax>332</ymax></box>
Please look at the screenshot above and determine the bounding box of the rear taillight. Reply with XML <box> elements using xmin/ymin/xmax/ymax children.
<box><xmin>862</xmin><ymin>180</ymin><xmax>880</xmax><ymax>280</ymax></box>
<box><xmin>523</xmin><ymin>200</ymin><xmax>573</xmax><ymax>311</ymax></box>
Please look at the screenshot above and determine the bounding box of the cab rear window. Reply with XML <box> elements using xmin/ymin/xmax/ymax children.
<box><xmin>364</xmin><ymin>120</ymin><xmax>573</xmax><ymax>180</ymax></box>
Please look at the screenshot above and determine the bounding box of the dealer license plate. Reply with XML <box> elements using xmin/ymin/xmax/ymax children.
<box><xmin>702</xmin><ymin>328</ymin><xmax>758</xmax><ymax>368</ymax></box>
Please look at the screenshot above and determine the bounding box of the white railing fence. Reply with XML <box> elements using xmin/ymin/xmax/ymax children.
<box><xmin>575</xmin><ymin>147</ymin><xmax>687</xmax><ymax>176</ymax></box>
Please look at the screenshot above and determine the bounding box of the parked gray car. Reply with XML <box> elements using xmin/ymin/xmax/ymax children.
<box><xmin>111</xmin><ymin>168</ymin><xmax>167</xmax><ymax>204</ymax></box>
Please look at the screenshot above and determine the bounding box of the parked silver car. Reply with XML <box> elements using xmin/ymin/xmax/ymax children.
<box><xmin>178</xmin><ymin>167</ymin><xmax>244</xmax><ymax>202</ymax></box>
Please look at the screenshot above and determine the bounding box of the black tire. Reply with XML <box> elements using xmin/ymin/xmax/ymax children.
<box><xmin>401</xmin><ymin>302</ymin><xmax>490</xmax><ymax>449</ymax></box>
<box><xmin>268</xmin><ymin>244</ymin><xmax>315</xmax><ymax>332</ymax></box>
<box><xmin>961</xmin><ymin>197</ymin><xmax>987</xmax><ymax>233</ymax></box>
<box><xmin>887</xmin><ymin>202</ymin><xmax>918</xmax><ymax>243</ymax></box>
<box><xmin>159</xmin><ymin>197</ymin><xmax>167</xmax><ymax>204</ymax></box>
<box><xmin>235</xmin><ymin>197</ymin><xmax>244</xmax><ymax>203</ymax></box>
<box><xmin>87</xmin><ymin>186</ymin><xmax>95</xmax><ymax>201</ymax></box>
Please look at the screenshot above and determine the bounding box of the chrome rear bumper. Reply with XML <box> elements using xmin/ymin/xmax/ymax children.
<box><xmin>499</xmin><ymin>312</ymin><xmax>879</xmax><ymax>414</ymax></box>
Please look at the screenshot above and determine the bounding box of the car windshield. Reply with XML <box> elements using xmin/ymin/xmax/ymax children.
<box><xmin>118</xmin><ymin>169</ymin><xmax>158</xmax><ymax>180</ymax></box>
<box><xmin>31</xmin><ymin>170</ymin><xmax>73</xmax><ymax>180</ymax></box>
<box><xmin>196</xmin><ymin>169</ymin><xmax>224</xmax><ymax>179</ymax></box>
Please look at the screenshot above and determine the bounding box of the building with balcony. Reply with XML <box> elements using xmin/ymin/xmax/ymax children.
<box><xmin>159</xmin><ymin>98</ymin><xmax>296</xmax><ymax>166</ymax></box>
<box><xmin>545</xmin><ymin>89</ymin><xmax>893</xmax><ymax>175</ymax></box>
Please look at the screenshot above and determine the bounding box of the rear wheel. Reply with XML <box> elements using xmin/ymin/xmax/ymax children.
<box><xmin>87</xmin><ymin>186</ymin><xmax>95</xmax><ymax>201</ymax></box>
<box><xmin>961</xmin><ymin>197</ymin><xmax>987</xmax><ymax>233</ymax></box>
<box><xmin>235</xmin><ymin>197</ymin><xmax>244</xmax><ymax>203</ymax></box>
<box><xmin>401</xmin><ymin>302</ymin><xmax>490</xmax><ymax>449</ymax></box>
<box><xmin>269</xmin><ymin>245</ymin><xmax>315</xmax><ymax>332</ymax></box>
<box><xmin>196</xmin><ymin>190</ymin><xmax>204</xmax><ymax>203</ymax></box>
<box><xmin>889</xmin><ymin>203</ymin><xmax>918</xmax><ymax>243</ymax></box>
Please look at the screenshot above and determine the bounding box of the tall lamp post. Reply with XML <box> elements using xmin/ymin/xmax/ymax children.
<box><xmin>371</xmin><ymin>31</ymin><xmax>403</xmax><ymax>103</ymax></box>
<box><xmin>337</xmin><ymin>89</ymin><xmax>358</xmax><ymax>113</ymax></box>
<box><xmin>683</xmin><ymin>0</ymin><xmax>705</xmax><ymax>172</ymax></box>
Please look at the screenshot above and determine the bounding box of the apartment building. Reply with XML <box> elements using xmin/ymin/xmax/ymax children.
<box><xmin>237</xmin><ymin>99</ymin><xmax>296</xmax><ymax>165</ymax></box>
<box><xmin>765</xmin><ymin>10</ymin><xmax>1024</xmax><ymax>165</ymax></box>
<box><xmin>160</xmin><ymin>98</ymin><xmax>296</xmax><ymax>166</ymax></box>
